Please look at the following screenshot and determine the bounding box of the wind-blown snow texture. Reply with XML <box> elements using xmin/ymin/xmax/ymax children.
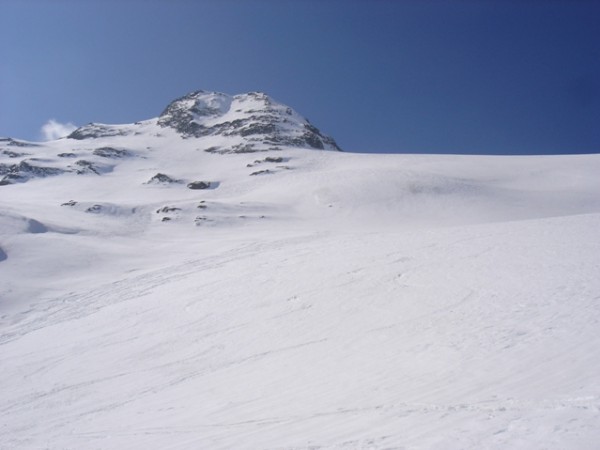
<box><xmin>1</xmin><ymin>91</ymin><xmax>599</xmax><ymax>449</ymax></box>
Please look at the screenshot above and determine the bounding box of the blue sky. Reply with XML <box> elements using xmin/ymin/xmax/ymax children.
<box><xmin>1</xmin><ymin>0</ymin><xmax>599</xmax><ymax>154</ymax></box>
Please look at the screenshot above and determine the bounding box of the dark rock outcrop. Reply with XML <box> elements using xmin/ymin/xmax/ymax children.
<box><xmin>2</xmin><ymin>150</ymin><xmax>28</xmax><ymax>158</ymax></box>
<box><xmin>250</xmin><ymin>170</ymin><xmax>272</xmax><ymax>176</ymax></box>
<box><xmin>92</xmin><ymin>147</ymin><xmax>129</xmax><ymax>158</ymax></box>
<box><xmin>0</xmin><ymin>137</ymin><xmax>37</xmax><ymax>147</ymax></box>
<box><xmin>187</xmin><ymin>181</ymin><xmax>211</xmax><ymax>190</ymax></box>
<box><xmin>265</xmin><ymin>156</ymin><xmax>284</xmax><ymax>163</ymax></box>
<box><xmin>145</xmin><ymin>173</ymin><xmax>182</xmax><ymax>184</ymax></box>
<box><xmin>85</xmin><ymin>204</ymin><xmax>103</xmax><ymax>213</ymax></box>
<box><xmin>156</xmin><ymin>206</ymin><xmax>181</xmax><ymax>214</ymax></box>
<box><xmin>0</xmin><ymin>163</ymin><xmax>12</xmax><ymax>175</ymax></box>
<box><xmin>68</xmin><ymin>124</ymin><xmax>130</xmax><ymax>140</ymax></box>
<box><xmin>73</xmin><ymin>160</ymin><xmax>101</xmax><ymax>175</ymax></box>
<box><xmin>0</xmin><ymin>160</ymin><xmax>64</xmax><ymax>185</ymax></box>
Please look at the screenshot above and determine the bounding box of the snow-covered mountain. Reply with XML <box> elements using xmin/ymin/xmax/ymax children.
<box><xmin>156</xmin><ymin>90</ymin><xmax>341</xmax><ymax>152</ymax></box>
<box><xmin>0</xmin><ymin>91</ymin><xmax>340</xmax><ymax>186</ymax></box>
<box><xmin>1</xmin><ymin>91</ymin><xmax>600</xmax><ymax>449</ymax></box>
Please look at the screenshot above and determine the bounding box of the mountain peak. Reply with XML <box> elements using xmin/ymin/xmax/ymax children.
<box><xmin>159</xmin><ymin>90</ymin><xmax>232</xmax><ymax>120</ymax></box>
<box><xmin>156</xmin><ymin>90</ymin><xmax>341</xmax><ymax>153</ymax></box>
<box><xmin>65</xmin><ymin>90</ymin><xmax>341</xmax><ymax>153</ymax></box>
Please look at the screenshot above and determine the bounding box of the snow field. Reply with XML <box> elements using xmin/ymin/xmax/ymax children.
<box><xmin>1</xmin><ymin>129</ymin><xmax>600</xmax><ymax>448</ymax></box>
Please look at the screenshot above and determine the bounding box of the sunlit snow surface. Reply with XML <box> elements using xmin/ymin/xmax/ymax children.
<box><xmin>1</xmin><ymin>125</ymin><xmax>600</xmax><ymax>449</ymax></box>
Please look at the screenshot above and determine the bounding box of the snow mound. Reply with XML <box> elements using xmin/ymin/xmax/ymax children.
<box><xmin>0</xmin><ymin>212</ymin><xmax>49</xmax><ymax>234</ymax></box>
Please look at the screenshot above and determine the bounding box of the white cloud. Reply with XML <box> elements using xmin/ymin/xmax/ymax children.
<box><xmin>40</xmin><ymin>119</ymin><xmax>77</xmax><ymax>141</ymax></box>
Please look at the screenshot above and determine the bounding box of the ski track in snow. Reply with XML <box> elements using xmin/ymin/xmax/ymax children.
<box><xmin>2</xmin><ymin>219</ymin><xmax>600</xmax><ymax>449</ymax></box>
<box><xmin>1</xmin><ymin>131</ymin><xmax>600</xmax><ymax>449</ymax></box>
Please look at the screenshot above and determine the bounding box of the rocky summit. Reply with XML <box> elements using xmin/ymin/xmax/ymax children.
<box><xmin>66</xmin><ymin>90</ymin><xmax>341</xmax><ymax>153</ymax></box>
<box><xmin>156</xmin><ymin>90</ymin><xmax>341</xmax><ymax>153</ymax></box>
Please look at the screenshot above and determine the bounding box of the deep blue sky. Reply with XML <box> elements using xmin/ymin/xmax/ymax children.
<box><xmin>1</xmin><ymin>0</ymin><xmax>599</xmax><ymax>154</ymax></box>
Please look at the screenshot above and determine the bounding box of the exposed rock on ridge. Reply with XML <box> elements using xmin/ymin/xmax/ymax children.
<box><xmin>68</xmin><ymin>124</ymin><xmax>132</xmax><ymax>140</ymax></box>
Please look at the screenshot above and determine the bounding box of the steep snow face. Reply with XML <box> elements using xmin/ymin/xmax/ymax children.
<box><xmin>1</xmin><ymin>95</ymin><xmax>600</xmax><ymax>449</ymax></box>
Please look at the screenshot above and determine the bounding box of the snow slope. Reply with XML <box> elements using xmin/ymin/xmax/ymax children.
<box><xmin>1</xmin><ymin>94</ymin><xmax>600</xmax><ymax>449</ymax></box>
